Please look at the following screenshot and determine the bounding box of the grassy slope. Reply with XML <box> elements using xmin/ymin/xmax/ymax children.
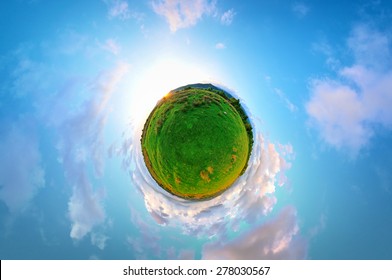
<box><xmin>141</xmin><ymin>87</ymin><xmax>251</xmax><ymax>200</ymax></box>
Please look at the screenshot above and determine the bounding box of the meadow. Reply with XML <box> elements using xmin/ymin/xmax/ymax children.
<box><xmin>141</xmin><ymin>85</ymin><xmax>253</xmax><ymax>200</ymax></box>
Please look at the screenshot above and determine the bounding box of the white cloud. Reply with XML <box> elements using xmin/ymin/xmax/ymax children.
<box><xmin>68</xmin><ymin>180</ymin><xmax>106</xmax><ymax>240</ymax></box>
<box><xmin>67</xmin><ymin>181</ymin><xmax>99</xmax><ymax>235</ymax></box>
<box><xmin>202</xmin><ymin>207</ymin><xmax>307</xmax><ymax>259</ymax></box>
<box><xmin>152</xmin><ymin>0</ymin><xmax>216</xmax><ymax>32</ymax></box>
<box><xmin>215</xmin><ymin>42</ymin><xmax>225</xmax><ymax>49</ymax></box>
<box><xmin>306</xmin><ymin>25</ymin><xmax>392</xmax><ymax>154</ymax></box>
<box><xmin>220</xmin><ymin>9</ymin><xmax>235</xmax><ymax>25</ymax></box>
<box><xmin>306</xmin><ymin>79</ymin><xmax>369</xmax><ymax>151</ymax></box>
<box><xmin>292</xmin><ymin>2</ymin><xmax>309</xmax><ymax>18</ymax></box>
<box><xmin>0</xmin><ymin>121</ymin><xmax>45</xmax><ymax>213</ymax></box>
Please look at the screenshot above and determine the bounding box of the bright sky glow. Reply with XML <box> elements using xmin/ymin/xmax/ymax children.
<box><xmin>129</xmin><ymin>58</ymin><xmax>214</xmax><ymax>122</ymax></box>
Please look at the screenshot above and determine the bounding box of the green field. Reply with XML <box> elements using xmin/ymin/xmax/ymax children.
<box><xmin>141</xmin><ymin>85</ymin><xmax>253</xmax><ymax>200</ymax></box>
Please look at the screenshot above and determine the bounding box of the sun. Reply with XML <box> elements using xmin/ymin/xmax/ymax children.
<box><xmin>129</xmin><ymin>58</ymin><xmax>215</xmax><ymax>123</ymax></box>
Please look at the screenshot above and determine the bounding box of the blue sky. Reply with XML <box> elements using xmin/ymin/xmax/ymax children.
<box><xmin>1</xmin><ymin>0</ymin><xmax>392</xmax><ymax>259</ymax></box>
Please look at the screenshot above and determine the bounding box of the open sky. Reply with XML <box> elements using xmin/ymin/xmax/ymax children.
<box><xmin>1</xmin><ymin>0</ymin><xmax>392</xmax><ymax>260</ymax></box>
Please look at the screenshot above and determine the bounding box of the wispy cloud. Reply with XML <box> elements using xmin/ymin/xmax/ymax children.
<box><xmin>56</xmin><ymin>30</ymin><xmax>89</xmax><ymax>55</ymax></box>
<box><xmin>202</xmin><ymin>207</ymin><xmax>307</xmax><ymax>259</ymax></box>
<box><xmin>152</xmin><ymin>0</ymin><xmax>216</xmax><ymax>32</ymax></box>
<box><xmin>68</xmin><ymin>183</ymin><xmax>106</xmax><ymax>240</ymax></box>
<box><xmin>215</xmin><ymin>42</ymin><xmax>225</xmax><ymax>49</ymax></box>
<box><xmin>0</xmin><ymin>120</ymin><xmax>45</xmax><ymax>213</ymax></box>
<box><xmin>306</xmin><ymin>24</ymin><xmax>392</xmax><ymax>155</ymax></box>
<box><xmin>91</xmin><ymin>232</ymin><xmax>109</xmax><ymax>250</ymax></box>
<box><xmin>2</xmin><ymin>34</ymin><xmax>131</xmax><ymax>243</ymax></box>
<box><xmin>9</xmin><ymin>52</ymin><xmax>51</xmax><ymax>98</ymax></box>
<box><xmin>375</xmin><ymin>165</ymin><xmax>392</xmax><ymax>194</ymax></box>
<box><xmin>54</xmin><ymin>62</ymin><xmax>129</xmax><ymax>240</ymax></box>
<box><xmin>99</xmin><ymin>38</ymin><xmax>121</xmax><ymax>55</ymax></box>
<box><xmin>264</xmin><ymin>76</ymin><xmax>297</xmax><ymax>113</ymax></box>
<box><xmin>274</xmin><ymin>88</ymin><xmax>298</xmax><ymax>112</ymax></box>
<box><xmin>309</xmin><ymin>212</ymin><xmax>327</xmax><ymax>238</ymax></box>
<box><xmin>311</xmin><ymin>39</ymin><xmax>340</xmax><ymax>70</ymax></box>
<box><xmin>220</xmin><ymin>9</ymin><xmax>235</xmax><ymax>25</ymax></box>
<box><xmin>292</xmin><ymin>2</ymin><xmax>310</xmax><ymax>18</ymax></box>
<box><xmin>105</xmin><ymin>0</ymin><xmax>130</xmax><ymax>20</ymax></box>
<box><xmin>126</xmin><ymin>206</ymin><xmax>163</xmax><ymax>259</ymax></box>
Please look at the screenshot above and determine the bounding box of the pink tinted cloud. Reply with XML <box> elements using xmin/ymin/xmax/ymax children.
<box><xmin>202</xmin><ymin>206</ymin><xmax>307</xmax><ymax>259</ymax></box>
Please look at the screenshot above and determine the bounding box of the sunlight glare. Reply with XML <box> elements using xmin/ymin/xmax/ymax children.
<box><xmin>130</xmin><ymin>59</ymin><xmax>214</xmax><ymax>123</ymax></box>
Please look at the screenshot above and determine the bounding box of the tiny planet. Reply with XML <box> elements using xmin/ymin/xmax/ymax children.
<box><xmin>141</xmin><ymin>84</ymin><xmax>253</xmax><ymax>200</ymax></box>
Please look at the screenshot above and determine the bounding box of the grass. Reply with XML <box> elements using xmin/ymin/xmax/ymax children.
<box><xmin>141</xmin><ymin>85</ymin><xmax>253</xmax><ymax>200</ymax></box>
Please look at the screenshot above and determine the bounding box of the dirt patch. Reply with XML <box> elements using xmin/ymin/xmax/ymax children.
<box><xmin>200</xmin><ymin>170</ymin><xmax>211</xmax><ymax>182</ymax></box>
